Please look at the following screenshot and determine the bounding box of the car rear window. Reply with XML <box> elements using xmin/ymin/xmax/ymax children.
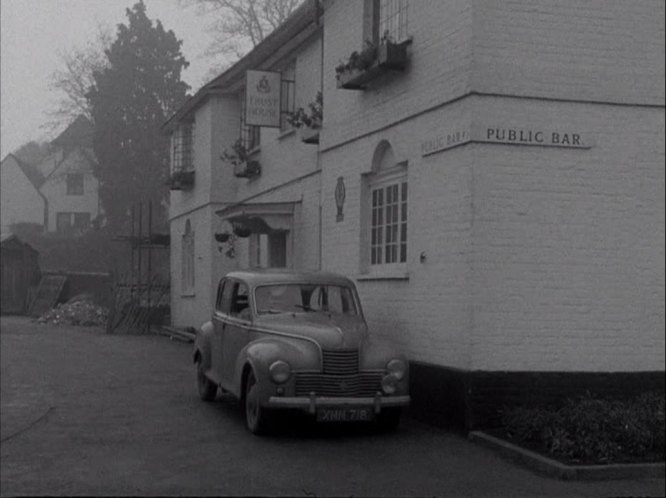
<box><xmin>254</xmin><ymin>284</ymin><xmax>358</xmax><ymax>316</ymax></box>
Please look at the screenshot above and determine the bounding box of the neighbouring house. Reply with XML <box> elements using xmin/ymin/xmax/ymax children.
<box><xmin>0</xmin><ymin>233</ymin><xmax>41</xmax><ymax>315</ymax></box>
<box><xmin>36</xmin><ymin>115</ymin><xmax>101</xmax><ymax>234</ymax></box>
<box><xmin>0</xmin><ymin>116</ymin><xmax>101</xmax><ymax>236</ymax></box>
<box><xmin>0</xmin><ymin>154</ymin><xmax>47</xmax><ymax>233</ymax></box>
<box><xmin>163</xmin><ymin>0</ymin><xmax>665</xmax><ymax>430</ymax></box>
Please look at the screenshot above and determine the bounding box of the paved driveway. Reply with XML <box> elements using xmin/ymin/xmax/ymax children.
<box><xmin>1</xmin><ymin>316</ymin><xmax>663</xmax><ymax>497</ymax></box>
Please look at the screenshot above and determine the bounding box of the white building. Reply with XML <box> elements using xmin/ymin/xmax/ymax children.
<box><xmin>165</xmin><ymin>0</ymin><xmax>665</xmax><ymax>429</ymax></box>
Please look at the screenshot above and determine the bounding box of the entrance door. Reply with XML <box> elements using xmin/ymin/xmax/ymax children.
<box><xmin>269</xmin><ymin>231</ymin><xmax>287</xmax><ymax>267</ymax></box>
<box><xmin>250</xmin><ymin>231</ymin><xmax>288</xmax><ymax>268</ymax></box>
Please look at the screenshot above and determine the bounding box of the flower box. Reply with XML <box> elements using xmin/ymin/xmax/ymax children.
<box><xmin>377</xmin><ymin>40</ymin><xmax>409</xmax><ymax>70</ymax></box>
<box><xmin>168</xmin><ymin>170</ymin><xmax>195</xmax><ymax>190</ymax></box>
<box><xmin>336</xmin><ymin>40</ymin><xmax>410</xmax><ymax>90</ymax></box>
<box><xmin>233</xmin><ymin>160</ymin><xmax>261</xmax><ymax>179</ymax></box>
<box><xmin>300</xmin><ymin>128</ymin><xmax>320</xmax><ymax>144</ymax></box>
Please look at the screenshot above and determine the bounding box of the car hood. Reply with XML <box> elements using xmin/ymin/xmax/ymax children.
<box><xmin>254</xmin><ymin>312</ymin><xmax>368</xmax><ymax>349</ymax></box>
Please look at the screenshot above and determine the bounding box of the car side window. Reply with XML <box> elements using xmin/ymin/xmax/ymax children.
<box><xmin>219</xmin><ymin>279</ymin><xmax>234</xmax><ymax>315</ymax></box>
<box><xmin>215</xmin><ymin>280</ymin><xmax>225</xmax><ymax>312</ymax></box>
<box><xmin>230</xmin><ymin>282</ymin><xmax>250</xmax><ymax>319</ymax></box>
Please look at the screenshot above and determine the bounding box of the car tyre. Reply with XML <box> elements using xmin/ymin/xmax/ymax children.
<box><xmin>196</xmin><ymin>359</ymin><xmax>217</xmax><ymax>401</ymax></box>
<box><xmin>375</xmin><ymin>408</ymin><xmax>401</xmax><ymax>432</ymax></box>
<box><xmin>244</xmin><ymin>370</ymin><xmax>271</xmax><ymax>435</ymax></box>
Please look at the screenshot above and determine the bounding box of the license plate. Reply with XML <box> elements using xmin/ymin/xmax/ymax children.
<box><xmin>316</xmin><ymin>407</ymin><xmax>374</xmax><ymax>422</ymax></box>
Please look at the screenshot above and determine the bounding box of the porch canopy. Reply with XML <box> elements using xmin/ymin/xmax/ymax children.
<box><xmin>215</xmin><ymin>202</ymin><xmax>298</xmax><ymax>235</ymax></box>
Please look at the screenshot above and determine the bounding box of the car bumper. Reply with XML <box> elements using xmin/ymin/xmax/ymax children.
<box><xmin>267</xmin><ymin>393</ymin><xmax>411</xmax><ymax>414</ymax></box>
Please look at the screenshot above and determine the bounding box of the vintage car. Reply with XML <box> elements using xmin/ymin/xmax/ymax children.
<box><xmin>193</xmin><ymin>269</ymin><xmax>410</xmax><ymax>434</ymax></box>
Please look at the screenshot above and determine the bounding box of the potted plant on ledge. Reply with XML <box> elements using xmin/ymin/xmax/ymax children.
<box><xmin>335</xmin><ymin>34</ymin><xmax>411</xmax><ymax>90</ymax></box>
<box><xmin>286</xmin><ymin>91</ymin><xmax>323</xmax><ymax>144</ymax></box>
<box><xmin>221</xmin><ymin>139</ymin><xmax>261</xmax><ymax>178</ymax></box>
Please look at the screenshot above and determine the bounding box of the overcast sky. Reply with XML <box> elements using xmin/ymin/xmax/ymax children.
<box><xmin>0</xmin><ymin>0</ymin><xmax>218</xmax><ymax>157</ymax></box>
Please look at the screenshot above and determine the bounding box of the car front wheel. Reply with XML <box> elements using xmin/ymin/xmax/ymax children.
<box><xmin>244</xmin><ymin>370</ymin><xmax>271</xmax><ymax>435</ymax></box>
<box><xmin>196</xmin><ymin>359</ymin><xmax>217</xmax><ymax>401</ymax></box>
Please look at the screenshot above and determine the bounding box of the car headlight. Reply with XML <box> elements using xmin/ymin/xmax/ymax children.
<box><xmin>381</xmin><ymin>374</ymin><xmax>398</xmax><ymax>394</ymax></box>
<box><xmin>269</xmin><ymin>360</ymin><xmax>291</xmax><ymax>384</ymax></box>
<box><xmin>386</xmin><ymin>358</ymin><xmax>406</xmax><ymax>381</ymax></box>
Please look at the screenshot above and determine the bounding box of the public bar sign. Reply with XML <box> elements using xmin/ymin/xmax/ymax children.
<box><xmin>245</xmin><ymin>70</ymin><xmax>281</xmax><ymax>127</ymax></box>
<box><xmin>475</xmin><ymin>124</ymin><xmax>593</xmax><ymax>149</ymax></box>
<box><xmin>421</xmin><ymin>122</ymin><xmax>594</xmax><ymax>156</ymax></box>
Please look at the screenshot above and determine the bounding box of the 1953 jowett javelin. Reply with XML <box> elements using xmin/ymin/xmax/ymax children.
<box><xmin>193</xmin><ymin>269</ymin><xmax>410</xmax><ymax>435</ymax></box>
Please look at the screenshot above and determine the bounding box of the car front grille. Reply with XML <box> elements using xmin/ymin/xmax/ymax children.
<box><xmin>295</xmin><ymin>372</ymin><xmax>382</xmax><ymax>397</ymax></box>
<box><xmin>322</xmin><ymin>349</ymin><xmax>359</xmax><ymax>375</ymax></box>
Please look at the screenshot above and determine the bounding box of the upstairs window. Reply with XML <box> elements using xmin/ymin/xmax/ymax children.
<box><xmin>66</xmin><ymin>173</ymin><xmax>84</xmax><ymax>195</ymax></box>
<box><xmin>240</xmin><ymin>91</ymin><xmax>261</xmax><ymax>151</ymax></box>
<box><xmin>280</xmin><ymin>60</ymin><xmax>296</xmax><ymax>131</ymax></box>
<box><xmin>172</xmin><ymin>122</ymin><xmax>194</xmax><ymax>172</ymax></box>
<box><xmin>374</xmin><ymin>0</ymin><xmax>409</xmax><ymax>43</ymax></box>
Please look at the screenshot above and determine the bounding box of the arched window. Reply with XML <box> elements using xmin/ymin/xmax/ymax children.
<box><xmin>362</xmin><ymin>141</ymin><xmax>408</xmax><ymax>274</ymax></box>
<box><xmin>181</xmin><ymin>219</ymin><xmax>195</xmax><ymax>294</ymax></box>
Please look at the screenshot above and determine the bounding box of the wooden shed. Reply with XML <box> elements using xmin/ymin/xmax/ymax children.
<box><xmin>0</xmin><ymin>234</ymin><xmax>41</xmax><ymax>315</ymax></box>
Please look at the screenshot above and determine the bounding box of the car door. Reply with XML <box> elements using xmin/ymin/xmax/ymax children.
<box><xmin>212</xmin><ymin>278</ymin><xmax>233</xmax><ymax>383</ymax></box>
<box><xmin>220</xmin><ymin>280</ymin><xmax>252</xmax><ymax>385</ymax></box>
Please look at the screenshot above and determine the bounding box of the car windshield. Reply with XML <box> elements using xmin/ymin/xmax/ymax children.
<box><xmin>255</xmin><ymin>284</ymin><xmax>358</xmax><ymax>316</ymax></box>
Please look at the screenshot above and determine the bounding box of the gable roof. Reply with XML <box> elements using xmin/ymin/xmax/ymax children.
<box><xmin>162</xmin><ymin>0</ymin><xmax>321</xmax><ymax>134</ymax></box>
<box><xmin>51</xmin><ymin>115</ymin><xmax>94</xmax><ymax>149</ymax></box>
<box><xmin>1</xmin><ymin>153</ymin><xmax>45</xmax><ymax>189</ymax></box>
<box><xmin>42</xmin><ymin>146</ymin><xmax>96</xmax><ymax>184</ymax></box>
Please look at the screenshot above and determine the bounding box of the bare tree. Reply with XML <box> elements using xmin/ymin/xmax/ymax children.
<box><xmin>182</xmin><ymin>0</ymin><xmax>304</xmax><ymax>66</ymax></box>
<box><xmin>45</xmin><ymin>24</ymin><xmax>113</xmax><ymax>131</ymax></box>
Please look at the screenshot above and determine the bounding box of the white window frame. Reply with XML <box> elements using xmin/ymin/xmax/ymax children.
<box><xmin>360</xmin><ymin>162</ymin><xmax>408</xmax><ymax>279</ymax></box>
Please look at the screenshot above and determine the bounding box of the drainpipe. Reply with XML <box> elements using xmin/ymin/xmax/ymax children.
<box><xmin>316</xmin><ymin>0</ymin><xmax>324</xmax><ymax>270</ymax></box>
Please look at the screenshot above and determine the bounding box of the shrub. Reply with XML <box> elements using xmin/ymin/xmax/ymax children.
<box><xmin>501</xmin><ymin>391</ymin><xmax>665</xmax><ymax>464</ymax></box>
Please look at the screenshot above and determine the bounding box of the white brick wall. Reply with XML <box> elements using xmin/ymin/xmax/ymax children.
<box><xmin>320</xmin><ymin>0</ymin><xmax>665</xmax><ymax>372</ymax></box>
<box><xmin>472</xmin><ymin>0</ymin><xmax>665</xmax><ymax>105</ymax></box>
<box><xmin>321</xmin><ymin>98</ymin><xmax>476</xmax><ymax>369</ymax></box>
<box><xmin>470</xmin><ymin>96</ymin><xmax>665</xmax><ymax>371</ymax></box>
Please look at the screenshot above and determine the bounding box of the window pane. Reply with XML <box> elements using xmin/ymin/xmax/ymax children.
<box><xmin>56</xmin><ymin>213</ymin><xmax>71</xmax><ymax>233</ymax></box>
<box><xmin>378</xmin><ymin>0</ymin><xmax>408</xmax><ymax>42</ymax></box>
<box><xmin>66</xmin><ymin>174</ymin><xmax>84</xmax><ymax>195</ymax></box>
<box><xmin>73</xmin><ymin>213</ymin><xmax>90</xmax><ymax>229</ymax></box>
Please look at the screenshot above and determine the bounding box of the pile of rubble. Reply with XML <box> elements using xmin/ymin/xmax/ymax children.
<box><xmin>36</xmin><ymin>295</ymin><xmax>109</xmax><ymax>327</ymax></box>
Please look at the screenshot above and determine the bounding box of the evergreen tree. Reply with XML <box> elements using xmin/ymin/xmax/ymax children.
<box><xmin>87</xmin><ymin>1</ymin><xmax>190</xmax><ymax>233</ymax></box>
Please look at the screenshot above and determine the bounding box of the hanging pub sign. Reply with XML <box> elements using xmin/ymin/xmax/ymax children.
<box><xmin>245</xmin><ymin>70</ymin><xmax>282</xmax><ymax>128</ymax></box>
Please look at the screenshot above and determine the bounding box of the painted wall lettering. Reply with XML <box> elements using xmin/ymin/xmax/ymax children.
<box><xmin>421</xmin><ymin>124</ymin><xmax>593</xmax><ymax>157</ymax></box>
